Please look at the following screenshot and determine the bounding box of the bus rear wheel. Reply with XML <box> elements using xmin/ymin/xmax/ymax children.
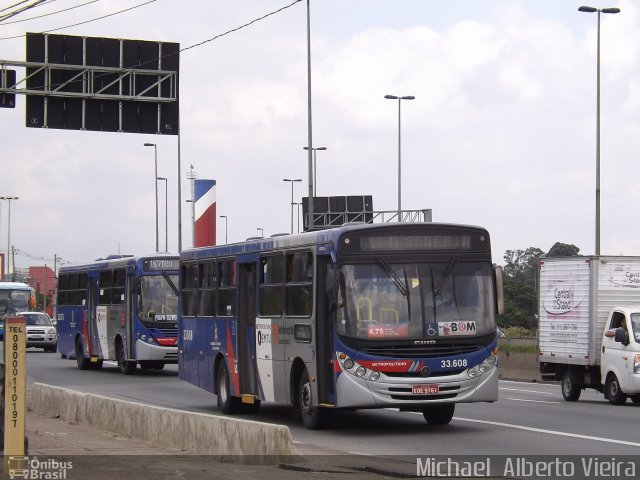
<box><xmin>298</xmin><ymin>369</ymin><xmax>330</xmax><ymax>430</ymax></box>
<box><xmin>75</xmin><ymin>338</ymin><xmax>91</xmax><ymax>370</ymax></box>
<box><xmin>116</xmin><ymin>339</ymin><xmax>136</xmax><ymax>375</ymax></box>
<box><xmin>216</xmin><ymin>361</ymin><xmax>241</xmax><ymax>414</ymax></box>
<box><xmin>422</xmin><ymin>404</ymin><xmax>455</xmax><ymax>425</ymax></box>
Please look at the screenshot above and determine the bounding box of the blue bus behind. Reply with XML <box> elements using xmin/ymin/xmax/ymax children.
<box><xmin>56</xmin><ymin>254</ymin><xmax>179</xmax><ymax>374</ymax></box>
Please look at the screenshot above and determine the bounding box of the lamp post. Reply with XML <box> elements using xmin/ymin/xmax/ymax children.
<box><xmin>303</xmin><ymin>146</ymin><xmax>327</xmax><ymax>197</ymax></box>
<box><xmin>0</xmin><ymin>196</ymin><xmax>18</xmax><ymax>279</ymax></box>
<box><xmin>157</xmin><ymin>177</ymin><xmax>168</xmax><ymax>252</ymax></box>
<box><xmin>219</xmin><ymin>215</ymin><xmax>228</xmax><ymax>244</ymax></box>
<box><xmin>385</xmin><ymin>94</ymin><xmax>415</xmax><ymax>222</ymax></box>
<box><xmin>257</xmin><ymin>227</ymin><xmax>264</xmax><ymax>238</ymax></box>
<box><xmin>144</xmin><ymin>143</ymin><xmax>159</xmax><ymax>252</ymax></box>
<box><xmin>283</xmin><ymin>178</ymin><xmax>302</xmax><ymax>234</ymax></box>
<box><xmin>578</xmin><ymin>6</ymin><xmax>620</xmax><ymax>256</ymax></box>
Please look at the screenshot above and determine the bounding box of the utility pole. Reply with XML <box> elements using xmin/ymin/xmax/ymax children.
<box><xmin>186</xmin><ymin>164</ymin><xmax>198</xmax><ymax>247</ymax></box>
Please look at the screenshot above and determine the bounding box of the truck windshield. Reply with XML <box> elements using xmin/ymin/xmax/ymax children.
<box><xmin>631</xmin><ymin>313</ymin><xmax>640</xmax><ymax>343</ymax></box>
<box><xmin>139</xmin><ymin>275</ymin><xmax>179</xmax><ymax>321</ymax></box>
<box><xmin>335</xmin><ymin>260</ymin><xmax>496</xmax><ymax>340</ymax></box>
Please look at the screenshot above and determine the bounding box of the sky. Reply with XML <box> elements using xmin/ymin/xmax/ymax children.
<box><xmin>1</xmin><ymin>0</ymin><xmax>639</xmax><ymax>273</ymax></box>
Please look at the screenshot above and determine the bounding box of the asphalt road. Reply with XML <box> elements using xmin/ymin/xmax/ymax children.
<box><xmin>24</xmin><ymin>349</ymin><xmax>640</xmax><ymax>457</ymax></box>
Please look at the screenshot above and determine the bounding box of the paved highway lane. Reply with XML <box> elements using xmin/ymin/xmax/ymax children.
<box><xmin>25</xmin><ymin>351</ymin><xmax>640</xmax><ymax>457</ymax></box>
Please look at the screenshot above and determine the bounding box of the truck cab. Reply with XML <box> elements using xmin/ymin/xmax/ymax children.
<box><xmin>601</xmin><ymin>307</ymin><xmax>640</xmax><ymax>405</ymax></box>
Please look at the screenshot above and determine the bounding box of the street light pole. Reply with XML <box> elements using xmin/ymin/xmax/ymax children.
<box><xmin>144</xmin><ymin>143</ymin><xmax>159</xmax><ymax>252</ymax></box>
<box><xmin>219</xmin><ymin>215</ymin><xmax>228</xmax><ymax>244</ymax></box>
<box><xmin>303</xmin><ymin>146</ymin><xmax>327</xmax><ymax>197</ymax></box>
<box><xmin>0</xmin><ymin>196</ymin><xmax>18</xmax><ymax>279</ymax></box>
<box><xmin>283</xmin><ymin>178</ymin><xmax>302</xmax><ymax>234</ymax></box>
<box><xmin>385</xmin><ymin>95</ymin><xmax>415</xmax><ymax>222</ymax></box>
<box><xmin>578</xmin><ymin>5</ymin><xmax>620</xmax><ymax>256</ymax></box>
<box><xmin>157</xmin><ymin>177</ymin><xmax>168</xmax><ymax>252</ymax></box>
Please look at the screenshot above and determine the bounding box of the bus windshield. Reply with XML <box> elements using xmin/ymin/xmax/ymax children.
<box><xmin>139</xmin><ymin>275</ymin><xmax>179</xmax><ymax>321</ymax></box>
<box><xmin>0</xmin><ymin>289</ymin><xmax>31</xmax><ymax>317</ymax></box>
<box><xmin>336</xmin><ymin>259</ymin><xmax>496</xmax><ymax>340</ymax></box>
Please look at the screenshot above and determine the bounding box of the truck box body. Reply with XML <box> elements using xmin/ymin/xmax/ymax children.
<box><xmin>539</xmin><ymin>256</ymin><xmax>640</xmax><ymax>367</ymax></box>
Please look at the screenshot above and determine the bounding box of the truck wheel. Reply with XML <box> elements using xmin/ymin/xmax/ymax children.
<box><xmin>561</xmin><ymin>371</ymin><xmax>581</xmax><ymax>402</ymax></box>
<box><xmin>422</xmin><ymin>404</ymin><xmax>455</xmax><ymax>425</ymax></box>
<box><xmin>606</xmin><ymin>374</ymin><xmax>627</xmax><ymax>405</ymax></box>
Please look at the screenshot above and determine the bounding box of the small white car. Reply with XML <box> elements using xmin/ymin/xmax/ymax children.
<box><xmin>19</xmin><ymin>311</ymin><xmax>58</xmax><ymax>352</ymax></box>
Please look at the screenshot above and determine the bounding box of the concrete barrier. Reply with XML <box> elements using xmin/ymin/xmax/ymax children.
<box><xmin>497</xmin><ymin>338</ymin><xmax>542</xmax><ymax>382</ymax></box>
<box><xmin>30</xmin><ymin>383</ymin><xmax>299</xmax><ymax>464</ymax></box>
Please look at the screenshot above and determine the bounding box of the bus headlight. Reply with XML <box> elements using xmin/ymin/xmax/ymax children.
<box><xmin>468</xmin><ymin>352</ymin><xmax>498</xmax><ymax>378</ymax></box>
<box><xmin>635</xmin><ymin>354</ymin><xmax>640</xmax><ymax>374</ymax></box>
<box><xmin>336</xmin><ymin>352</ymin><xmax>381</xmax><ymax>382</ymax></box>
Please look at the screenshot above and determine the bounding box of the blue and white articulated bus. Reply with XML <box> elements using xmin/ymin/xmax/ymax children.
<box><xmin>178</xmin><ymin>223</ymin><xmax>504</xmax><ymax>429</ymax></box>
<box><xmin>56</xmin><ymin>254</ymin><xmax>179</xmax><ymax>374</ymax></box>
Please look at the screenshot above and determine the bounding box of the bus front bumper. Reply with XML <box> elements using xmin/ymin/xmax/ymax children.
<box><xmin>135</xmin><ymin>339</ymin><xmax>178</xmax><ymax>362</ymax></box>
<box><xmin>334</xmin><ymin>365</ymin><xmax>499</xmax><ymax>408</ymax></box>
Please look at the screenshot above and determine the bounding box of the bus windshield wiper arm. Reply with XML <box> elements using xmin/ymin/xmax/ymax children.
<box><xmin>162</xmin><ymin>272</ymin><xmax>179</xmax><ymax>296</ymax></box>
<box><xmin>376</xmin><ymin>257</ymin><xmax>408</xmax><ymax>297</ymax></box>
<box><xmin>433</xmin><ymin>256</ymin><xmax>458</xmax><ymax>298</ymax></box>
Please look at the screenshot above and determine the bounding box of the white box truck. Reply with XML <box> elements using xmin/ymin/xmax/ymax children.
<box><xmin>538</xmin><ymin>256</ymin><xmax>640</xmax><ymax>405</ymax></box>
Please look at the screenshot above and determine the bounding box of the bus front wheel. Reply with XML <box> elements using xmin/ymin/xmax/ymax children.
<box><xmin>297</xmin><ymin>369</ymin><xmax>330</xmax><ymax>430</ymax></box>
<box><xmin>216</xmin><ymin>361</ymin><xmax>241</xmax><ymax>414</ymax></box>
<box><xmin>75</xmin><ymin>338</ymin><xmax>91</xmax><ymax>371</ymax></box>
<box><xmin>422</xmin><ymin>404</ymin><xmax>455</xmax><ymax>425</ymax></box>
<box><xmin>116</xmin><ymin>339</ymin><xmax>136</xmax><ymax>375</ymax></box>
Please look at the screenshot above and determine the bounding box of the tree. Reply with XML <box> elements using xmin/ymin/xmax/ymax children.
<box><xmin>547</xmin><ymin>242</ymin><xmax>580</xmax><ymax>257</ymax></box>
<box><xmin>502</xmin><ymin>247</ymin><xmax>544</xmax><ymax>285</ymax></box>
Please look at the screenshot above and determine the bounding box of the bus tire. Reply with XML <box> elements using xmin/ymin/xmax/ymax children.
<box><xmin>561</xmin><ymin>370</ymin><xmax>581</xmax><ymax>402</ymax></box>
<box><xmin>298</xmin><ymin>369</ymin><xmax>330</xmax><ymax>430</ymax></box>
<box><xmin>75</xmin><ymin>338</ymin><xmax>91</xmax><ymax>370</ymax></box>
<box><xmin>140</xmin><ymin>361</ymin><xmax>165</xmax><ymax>370</ymax></box>
<box><xmin>422</xmin><ymin>403</ymin><xmax>455</xmax><ymax>425</ymax></box>
<box><xmin>116</xmin><ymin>338</ymin><xmax>137</xmax><ymax>375</ymax></box>
<box><xmin>606</xmin><ymin>374</ymin><xmax>627</xmax><ymax>405</ymax></box>
<box><xmin>89</xmin><ymin>360</ymin><xmax>103</xmax><ymax>370</ymax></box>
<box><xmin>216</xmin><ymin>361</ymin><xmax>241</xmax><ymax>414</ymax></box>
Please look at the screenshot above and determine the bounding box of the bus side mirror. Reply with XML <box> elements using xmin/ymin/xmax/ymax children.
<box><xmin>494</xmin><ymin>265</ymin><xmax>505</xmax><ymax>316</ymax></box>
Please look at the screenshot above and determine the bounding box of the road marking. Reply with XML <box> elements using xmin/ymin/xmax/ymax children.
<box><xmin>500</xmin><ymin>387</ymin><xmax>554</xmax><ymax>395</ymax></box>
<box><xmin>503</xmin><ymin>397</ymin><xmax>560</xmax><ymax>404</ymax></box>
<box><xmin>452</xmin><ymin>417</ymin><xmax>640</xmax><ymax>448</ymax></box>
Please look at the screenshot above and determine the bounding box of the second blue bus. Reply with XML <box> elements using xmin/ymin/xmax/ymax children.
<box><xmin>56</xmin><ymin>254</ymin><xmax>179</xmax><ymax>374</ymax></box>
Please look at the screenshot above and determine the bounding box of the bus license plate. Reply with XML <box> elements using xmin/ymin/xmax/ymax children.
<box><xmin>412</xmin><ymin>385</ymin><xmax>439</xmax><ymax>395</ymax></box>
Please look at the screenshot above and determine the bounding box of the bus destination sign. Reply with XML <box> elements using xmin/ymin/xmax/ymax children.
<box><xmin>143</xmin><ymin>258</ymin><xmax>179</xmax><ymax>272</ymax></box>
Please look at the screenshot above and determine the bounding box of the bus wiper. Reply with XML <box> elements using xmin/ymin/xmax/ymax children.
<box><xmin>376</xmin><ymin>257</ymin><xmax>408</xmax><ymax>297</ymax></box>
<box><xmin>162</xmin><ymin>272</ymin><xmax>179</xmax><ymax>296</ymax></box>
<box><xmin>433</xmin><ymin>256</ymin><xmax>458</xmax><ymax>298</ymax></box>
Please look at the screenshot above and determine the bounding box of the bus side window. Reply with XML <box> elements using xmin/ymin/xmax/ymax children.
<box><xmin>285</xmin><ymin>251</ymin><xmax>313</xmax><ymax>317</ymax></box>
<box><xmin>259</xmin><ymin>255</ymin><xmax>284</xmax><ymax>317</ymax></box>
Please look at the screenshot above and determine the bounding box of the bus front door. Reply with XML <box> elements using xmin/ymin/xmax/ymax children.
<box><xmin>238</xmin><ymin>263</ymin><xmax>259</xmax><ymax>402</ymax></box>
<box><xmin>87</xmin><ymin>275</ymin><xmax>100</xmax><ymax>357</ymax></box>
